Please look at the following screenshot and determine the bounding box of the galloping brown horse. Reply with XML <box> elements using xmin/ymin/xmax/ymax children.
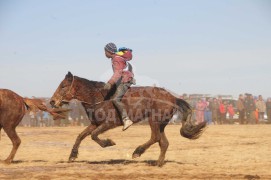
<box><xmin>50</xmin><ymin>72</ymin><xmax>206</xmax><ymax>166</ymax></box>
<box><xmin>0</xmin><ymin>89</ymin><xmax>69</xmax><ymax>164</ymax></box>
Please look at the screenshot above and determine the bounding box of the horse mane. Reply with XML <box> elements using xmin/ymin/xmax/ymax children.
<box><xmin>74</xmin><ymin>76</ymin><xmax>117</xmax><ymax>100</ymax></box>
<box><xmin>75</xmin><ymin>76</ymin><xmax>105</xmax><ymax>89</ymax></box>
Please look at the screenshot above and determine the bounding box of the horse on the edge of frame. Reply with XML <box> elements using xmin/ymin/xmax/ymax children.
<box><xmin>50</xmin><ymin>72</ymin><xmax>206</xmax><ymax>166</ymax></box>
<box><xmin>0</xmin><ymin>89</ymin><xmax>69</xmax><ymax>164</ymax></box>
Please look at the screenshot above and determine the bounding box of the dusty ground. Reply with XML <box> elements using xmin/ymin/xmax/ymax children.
<box><xmin>0</xmin><ymin>125</ymin><xmax>271</xmax><ymax>180</ymax></box>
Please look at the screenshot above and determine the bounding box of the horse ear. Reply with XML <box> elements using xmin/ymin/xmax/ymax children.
<box><xmin>65</xmin><ymin>71</ymin><xmax>73</xmax><ymax>80</ymax></box>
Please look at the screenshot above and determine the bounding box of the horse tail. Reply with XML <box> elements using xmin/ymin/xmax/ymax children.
<box><xmin>24</xmin><ymin>101</ymin><xmax>30</xmax><ymax>110</ymax></box>
<box><xmin>175</xmin><ymin>98</ymin><xmax>206</xmax><ymax>140</ymax></box>
<box><xmin>23</xmin><ymin>98</ymin><xmax>70</xmax><ymax>120</ymax></box>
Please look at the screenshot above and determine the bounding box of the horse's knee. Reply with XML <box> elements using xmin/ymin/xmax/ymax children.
<box><xmin>159</xmin><ymin>134</ymin><xmax>169</xmax><ymax>149</ymax></box>
<box><xmin>91</xmin><ymin>133</ymin><xmax>97</xmax><ymax>141</ymax></box>
<box><xmin>161</xmin><ymin>141</ymin><xmax>169</xmax><ymax>150</ymax></box>
<box><xmin>13</xmin><ymin>139</ymin><xmax>21</xmax><ymax>148</ymax></box>
<box><xmin>76</xmin><ymin>133</ymin><xmax>84</xmax><ymax>141</ymax></box>
<box><xmin>11</xmin><ymin>136</ymin><xmax>21</xmax><ymax>147</ymax></box>
<box><xmin>17</xmin><ymin>138</ymin><xmax>21</xmax><ymax>146</ymax></box>
<box><xmin>152</xmin><ymin>135</ymin><xmax>161</xmax><ymax>142</ymax></box>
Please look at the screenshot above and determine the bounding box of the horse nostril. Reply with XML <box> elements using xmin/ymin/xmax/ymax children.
<box><xmin>50</xmin><ymin>100</ymin><xmax>55</xmax><ymax>107</ymax></box>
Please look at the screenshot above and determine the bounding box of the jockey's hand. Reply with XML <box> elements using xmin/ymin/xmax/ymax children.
<box><xmin>104</xmin><ymin>83</ymin><xmax>112</xmax><ymax>90</ymax></box>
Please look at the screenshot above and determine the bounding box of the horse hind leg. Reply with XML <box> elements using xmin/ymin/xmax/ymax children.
<box><xmin>157</xmin><ymin>132</ymin><xmax>169</xmax><ymax>167</ymax></box>
<box><xmin>2</xmin><ymin>127</ymin><xmax>21</xmax><ymax>164</ymax></box>
<box><xmin>132</xmin><ymin>118</ymin><xmax>161</xmax><ymax>159</ymax></box>
<box><xmin>153</xmin><ymin>117</ymin><xmax>170</xmax><ymax>167</ymax></box>
<box><xmin>132</xmin><ymin>137</ymin><xmax>158</xmax><ymax>159</ymax></box>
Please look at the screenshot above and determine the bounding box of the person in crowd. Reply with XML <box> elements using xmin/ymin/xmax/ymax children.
<box><xmin>237</xmin><ymin>94</ymin><xmax>245</xmax><ymax>124</ymax></box>
<box><xmin>266</xmin><ymin>98</ymin><xmax>271</xmax><ymax>124</ymax></box>
<box><xmin>244</xmin><ymin>93</ymin><xmax>250</xmax><ymax>124</ymax></box>
<box><xmin>211</xmin><ymin>98</ymin><xmax>220</xmax><ymax>125</ymax></box>
<box><xmin>217</xmin><ymin>97</ymin><xmax>223</xmax><ymax>123</ymax></box>
<box><xmin>189</xmin><ymin>97</ymin><xmax>197</xmax><ymax>122</ymax></box>
<box><xmin>204</xmin><ymin>98</ymin><xmax>213</xmax><ymax>125</ymax></box>
<box><xmin>21</xmin><ymin>111</ymin><xmax>31</xmax><ymax>127</ymax></box>
<box><xmin>219</xmin><ymin>101</ymin><xmax>227</xmax><ymax>124</ymax></box>
<box><xmin>29</xmin><ymin>110</ymin><xmax>37</xmax><ymax>127</ymax></box>
<box><xmin>196</xmin><ymin>99</ymin><xmax>205</xmax><ymax>124</ymax></box>
<box><xmin>256</xmin><ymin>95</ymin><xmax>266</xmax><ymax>122</ymax></box>
<box><xmin>202</xmin><ymin>97</ymin><xmax>207</xmax><ymax>121</ymax></box>
<box><xmin>254</xmin><ymin>96</ymin><xmax>259</xmax><ymax>124</ymax></box>
<box><xmin>255</xmin><ymin>108</ymin><xmax>259</xmax><ymax>124</ymax></box>
<box><xmin>78</xmin><ymin>104</ymin><xmax>87</xmax><ymax>126</ymax></box>
<box><xmin>69</xmin><ymin>100</ymin><xmax>80</xmax><ymax>126</ymax></box>
<box><xmin>43</xmin><ymin>111</ymin><xmax>50</xmax><ymax>127</ymax></box>
<box><xmin>36</xmin><ymin>110</ymin><xmax>44</xmax><ymax>127</ymax></box>
<box><xmin>227</xmin><ymin>103</ymin><xmax>235</xmax><ymax>124</ymax></box>
<box><xmin>247</xmin><ymin>94</ymin><xmax>256</xmax><ymax>124</ymax></box>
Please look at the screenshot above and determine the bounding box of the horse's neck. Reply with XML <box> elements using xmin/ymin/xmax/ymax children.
<box><xmin>75</xmin><ymin>79</ymin><xmax>105</xmax><ymax>105</ymax></box>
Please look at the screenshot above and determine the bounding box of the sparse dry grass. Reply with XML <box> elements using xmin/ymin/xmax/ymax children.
<box><xmin>1</xmin><ymin>125</ymin><xmax>271</xmax><ymax>179</ymax></box>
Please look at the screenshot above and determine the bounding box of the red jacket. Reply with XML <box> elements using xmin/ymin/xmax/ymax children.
<box><xmin>108</xmin><ymin>50</ymin><xmax>134</xmax><ymax>85</ymax></box>
<box><xmin>219</xmin><ymin>103</ymin><xmax>226</xmax><ymax>113</ymax></box>
<box><xmin>227</xmin><ymin>105</ymin><xmax>235</xmax><ymax>116</ymax></box>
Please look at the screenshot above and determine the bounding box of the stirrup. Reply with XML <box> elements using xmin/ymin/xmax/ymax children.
<box><xmin>122</xmin><ymin>117</ymin><xmax>133</xmax><ymax>131</ymax></box>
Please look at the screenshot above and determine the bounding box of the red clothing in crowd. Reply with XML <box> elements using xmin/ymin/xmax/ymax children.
<box><xmin>219</xmin><ymin>103</ymin><xmax>226</xmax><ymax>114</ymax></box>
<box><xmin>227</xmin><ymin>105</ymin><xmax>235</xmax><ymax>117</ymax></box>
<box><xmin>108</xmin><ymin>50</ymin><xmax>134</xmax><ymax>85</ymax></box>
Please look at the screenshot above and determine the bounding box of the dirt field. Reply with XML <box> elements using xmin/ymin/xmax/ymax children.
<box><xmin>0</xmin><ymin>125</ymin><xmax>271</xmax><ymax>180</ymax></box>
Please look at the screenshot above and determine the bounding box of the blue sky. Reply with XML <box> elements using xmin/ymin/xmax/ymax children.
<box><xmin>0</xmin><ymin>0</ymin><xmax>271</xmax><ymax>98</ymax></box>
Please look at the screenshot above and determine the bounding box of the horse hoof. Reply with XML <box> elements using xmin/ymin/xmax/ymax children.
<box><xmin>103</xmin><ymin>139</ymin><xmax>116</xmax><ymax>147</ymax></box>
<box><xmin>68</xmin><ymin>157</ymin><xmax>76</xmax><ymax>163</ymax></box>
<box><xmin>107</xmin><ymin>139</ymin><xmax>116</xmax><ymax>146</ymax></box>
<box><xmin>156</xmin><ymin>161</ymin><xmax>165</xmax><ymax>167</ymax></box>
<box><xmin>132</xmin><ymin>153</ymin><xmax>140</xmax><ymax>159</ymax></box>
<box><xmin>1</xmin><ymin>160</ymin><xmax>11</xmax><ymax>165</ymax></box>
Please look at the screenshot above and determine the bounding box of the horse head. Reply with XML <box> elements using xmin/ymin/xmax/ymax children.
<box><xmin>50</xmin><ymin>71</ymin><xmax>75</xmax><ymax>108</ymax></box>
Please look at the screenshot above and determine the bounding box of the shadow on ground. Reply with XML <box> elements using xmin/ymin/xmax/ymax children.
<box><xmin>56</xmin><ymin>159</ymin><xmax>185</xmax><ymax>166</ymax></box>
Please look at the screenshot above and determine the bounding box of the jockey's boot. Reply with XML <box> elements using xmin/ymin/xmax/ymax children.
<box><xmin>122</xmin><ymin>117</ymin><xmax>133</xmax><ymax>131</ymax></box>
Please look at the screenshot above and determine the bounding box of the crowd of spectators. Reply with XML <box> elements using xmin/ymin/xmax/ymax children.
<box><xmin>182</xmin><ymin>93</ymin><xmax>271</xmax><ymax>125</ymax></box>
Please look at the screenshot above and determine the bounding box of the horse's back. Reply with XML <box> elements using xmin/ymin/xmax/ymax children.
<box><xmin>0</xmin><ymin>89</ymin><xmax>24</xmax><ymax>104</ymax></box>
<box><xmin>126</xmin><ymin>86</ymin><xmax>175</xmax><ymax>101</ymax></box>
<box><xmin>0</xmin><ymin>89</ymin><xmax>26</xmax><ymax>126</ymax></box>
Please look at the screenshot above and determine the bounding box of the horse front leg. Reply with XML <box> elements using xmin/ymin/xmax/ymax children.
<box><xmin>91</xmin><ymin>123</ymin><xmax>116</xmax><ymax>148</ymax></box>
<box><xmin>69</xmin><ymin>124</ymin><xmax>97</xmax><ymax>162</ymax></box>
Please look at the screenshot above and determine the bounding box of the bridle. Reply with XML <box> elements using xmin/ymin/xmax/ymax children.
<box><xmin>56</xmin><ymin>76</ymin><xmax>76</xmax><ymax>105</ymax></box>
